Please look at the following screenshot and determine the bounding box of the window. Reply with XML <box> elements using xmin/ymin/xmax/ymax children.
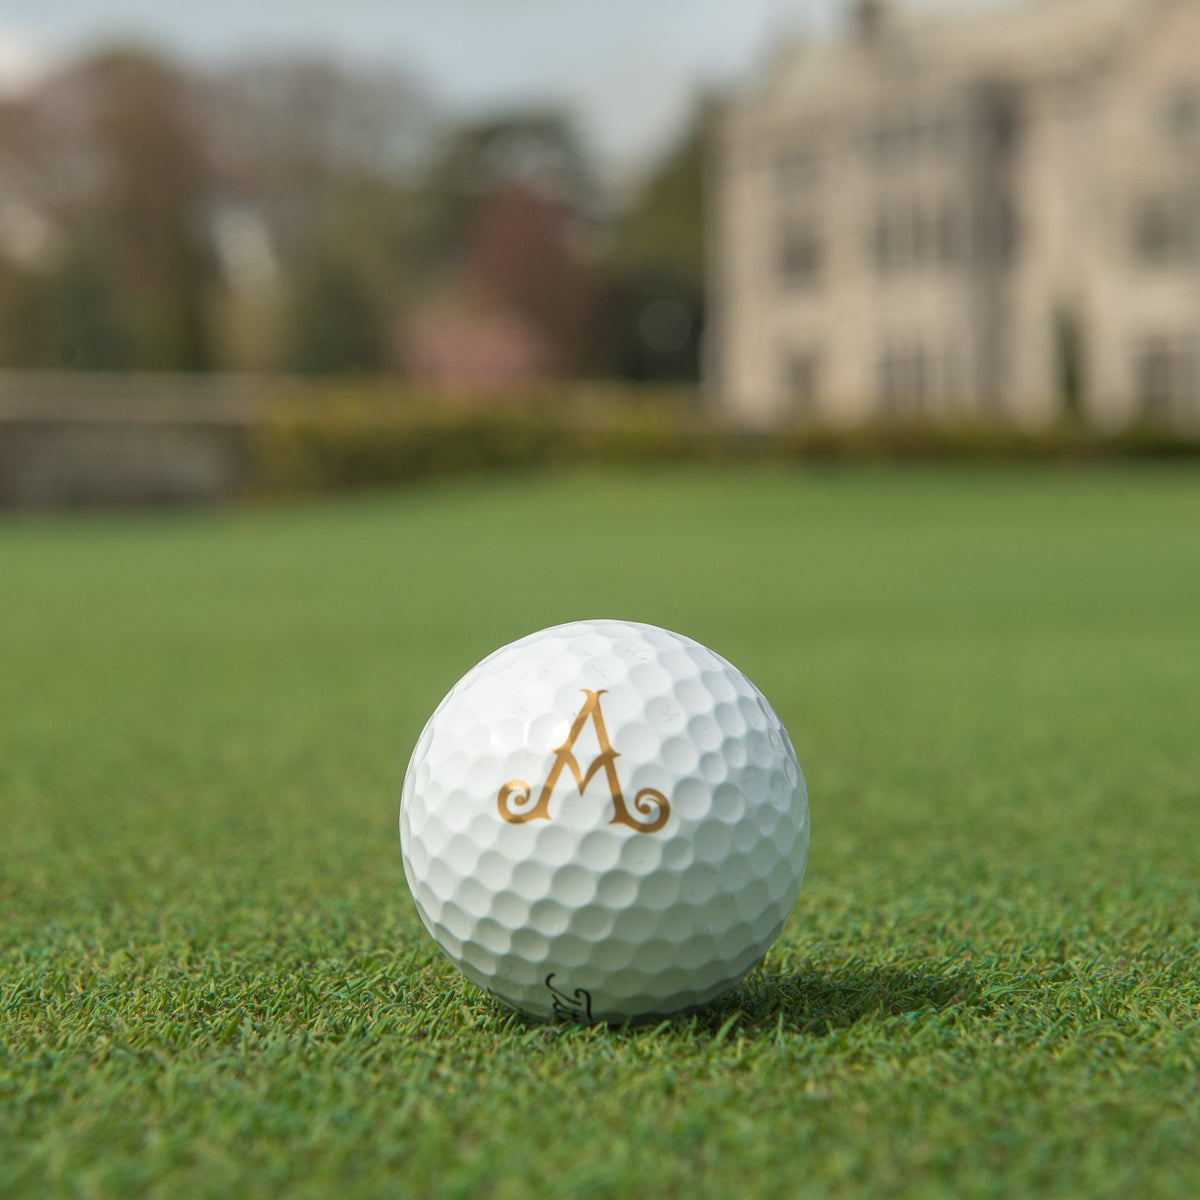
<box><xmin>871</xmin><ymin>212</ymin><xmax>894</xmax><ymax>273</ymax></box>
<box><xmin>871</xmin><ymin>206</ymin><xmax>911</xmax><ymax>274</ymax></box>
<box><xmin>996</xmin><ymin>196</ymin><xmax>1020</xmax><ymax>264</ymax></box>
<box><xmin>863</xmin><ymin>121</ymin><xmax>892</xmax><ymax>163</ymax></box>
<box><xmin>870</xmin><ymin>199</ymin><xmax>965</xmax><ymax>274</ymax></box>
<box><xmin>1132</xmin><ymin>194</ymin><xmax>1197</xmax><ymax>265</ymax></box>
<box><xmin>977</xmin><ymin>195</ymin><xmax>1019</xmax><ymax>266</ymax></box>
<box><xmin>775</xmin><ymin>146</ymin><xmax>820</xmax><ymax>195</ymax></box>
<box><xmin>878</xmin><ymin>342</ymin><xmax>933</xmax><ymax>415</ymax></box>
<box><xmin>877</xmin><ymin>337</ymin><xmax>961</xmax><ymax>414</ymax></box>
<box><xmin>778</xmin><ymin>222</ymin><xmax>822</xmax><ymax>290</ymax></box>
<box><xmin>1161</xmin><ymin>88</ymin><xmax>1199</xmax><ymax>140</ymax></box>
<box><xmin>926</xmin><ymin>112</ymin><xmax>958</xmax><ymax>154</ymax></box>
<box><xmin>864</xmin><ymin>109</ymin><xmax>958</xmax><ymax>166</ymax></box>
<box><xmin>911</xmin><ymin>202</ymin><xmax>931</xmax><ymax>266</ymax></box>
<box><xmin>1135</xmin><ymin>334</ymin><xmax>1198</xmax><ymax>422</ymax></box>
<box><xmin>783</xmin><ymin>347</ymin><xmax>821</xmax><ymax>412</ymax></box>
<box><xmin>935</xmin><ymin>201</ymin><xmax>962</xmax><ymax>265</ymax></box>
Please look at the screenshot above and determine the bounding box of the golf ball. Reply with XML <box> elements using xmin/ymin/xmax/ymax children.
<box><xmin>399</xmin><ymin>619</ymin><xmax>809</xmax><ymax>1023</ymax></box>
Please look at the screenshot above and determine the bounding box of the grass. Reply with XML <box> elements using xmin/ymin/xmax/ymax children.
<box><xmin>1</xmin><ymin>463</ymin><xmax>1198</xmax><ymax>1199</ymax></box>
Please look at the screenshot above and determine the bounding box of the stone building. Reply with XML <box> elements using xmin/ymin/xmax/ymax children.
<box><xmin>709</xmin><ymin>0</ymin><xmax>1200</xmax><ymax>428</ymax></box>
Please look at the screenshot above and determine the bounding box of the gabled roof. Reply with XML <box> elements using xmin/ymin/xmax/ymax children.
<box><xmin>755</xmin><ymin>0</ymin><xmax>1174</xmax><ymax>108</ymax></box>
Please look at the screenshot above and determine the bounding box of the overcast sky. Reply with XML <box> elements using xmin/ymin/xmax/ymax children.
<box><xmin>0</xmin><ymin>0</ymin><xmax>998</xmax><ymax>169</ymax></box>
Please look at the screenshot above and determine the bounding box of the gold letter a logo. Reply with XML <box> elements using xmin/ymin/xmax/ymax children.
<box><xmin>498</xmin><ymin>690</ymin><xmax>670</xmax><ymax>833</ymax></box>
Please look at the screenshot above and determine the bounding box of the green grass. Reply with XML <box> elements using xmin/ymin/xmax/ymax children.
<box><xmin>2</xmin><ymin>464</ymin><xmax>1198</xmax><ymax>1199</ymax></box>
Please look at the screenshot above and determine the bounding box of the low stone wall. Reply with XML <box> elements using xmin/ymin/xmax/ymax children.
<box><xmin>4</xmin><ymin>372</ymin><xmax>1198</xmax><ymax>511</ymax></box>
<box><xmin>0</xmin><ymin>373</ymin><xmax>265</xmax><ymax>510</ymax></box>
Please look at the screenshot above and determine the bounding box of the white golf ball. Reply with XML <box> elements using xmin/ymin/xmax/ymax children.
<box><xmin>399</xmin><ymin>619</ymin><xmax>809</xmax><ymax>1023</ymax></box>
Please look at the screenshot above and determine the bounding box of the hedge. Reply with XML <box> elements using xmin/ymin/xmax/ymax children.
<box><xmin>248</xmin><ymin>380</ymin><xmax>1200</xmax><ymax>497</ymax></box>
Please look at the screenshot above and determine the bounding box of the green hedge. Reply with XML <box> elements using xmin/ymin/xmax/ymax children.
<box><xmin>248</xmin><ymin>381</ymin><xmax>1200</xmax><ymax>497</ymax></box>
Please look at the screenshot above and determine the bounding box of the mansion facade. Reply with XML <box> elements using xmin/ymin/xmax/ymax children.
<box><xmin>709</xmin><ymin>0</ymin><xmax>1200</xmax><ymax>428</ymax></box>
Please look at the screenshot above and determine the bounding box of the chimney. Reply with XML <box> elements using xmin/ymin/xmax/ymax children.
<box><xmin>852</xmin><ymin>0</ymin><xmax>889</xmax><ymax>40</ymax></box>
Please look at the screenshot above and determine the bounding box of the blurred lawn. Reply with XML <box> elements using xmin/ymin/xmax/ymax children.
<box><xmin>2</xmin><ymin>464</ymin><xmax>1198</xmax><ymax>1199</ymax></box>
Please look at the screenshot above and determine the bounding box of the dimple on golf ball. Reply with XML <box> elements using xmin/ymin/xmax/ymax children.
<box><xmin>399</xmin><ymin>619</ymin><xmax>809</xmax><ymax>1023</ymax></box>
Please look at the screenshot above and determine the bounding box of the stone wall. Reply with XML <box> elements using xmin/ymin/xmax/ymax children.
<box><xmin>0</xmin><ymin>373</ymin><xmax>264</xmax><ymax>510</ymax></box>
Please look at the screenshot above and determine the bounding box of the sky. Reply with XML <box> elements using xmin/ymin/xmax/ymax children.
<box><xmin>0</xmin><ymin>0</ymin><xmax>997</xmax><ymax>169</ymax></box>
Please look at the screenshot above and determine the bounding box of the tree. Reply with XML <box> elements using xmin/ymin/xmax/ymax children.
<box><xmin>208</xmin><ymin>58</ymin><xmax>432</xmax><ymax>255</ymax></box>
<box><xmin>43</xmin><ymin>241</ymin><xmax>131</xmax><ymax>368</ymax></box>
<box><xmin>407</xmin><ymin>111</ymin><xmax>604</xmax><ymax>377</ymax></box>
<box><xmin>65</xmin><ymin>49</ymin><xmax>217</xmax><ymax>369</ymax></box>
<box><xmin>286</xmin><ymin>257</ymin><xmax>385</xmax><ymax>375</ymax></box>
<box><xmin>419</xmin><ymin>110</ymin><xmax>598</xmax><ymax>251</ymax></box>
<box><xmin>611</xmin><ymin>109</ymin><xmax>707</xmax><ymax>283</ymax></box>
<box><xmin>0</xmin><ymin>267</ymin><xmax>47</xmax><ymax>368</ymax></box>
<box><xmin>600</xmin><ymin>106</ymin><xmax>710</xmax><ymax>382</ymax></box>
<box><xmin>208</xmin><ymin>58</ymin><xmax>433</xmax><ymax>373</ymax></box>
<box><xmin>3</xmin><ymin>48</ymin><xmax>219</xmax><ymax>370</ymax></box>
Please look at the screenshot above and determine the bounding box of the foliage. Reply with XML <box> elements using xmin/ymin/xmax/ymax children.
<box><xmin>0</xmin><ymin>51</ymin><xmax>709</xmax><ymax>382</ymax></box>
<box><xmin>417</xmin><ymin>110</ymin><xmax>599</xmax><ymax>257</ymax></box>
<box><xmin>599</xmin><ymin>110</ymin><xmax>709</xmax><ymax>381</ymax></box>
<box><xmin>246</xmin><ymin>383</ymin><xmax>1200</xmax><ymax>499</ymax></box>
<box><xmin>0</xmin><ymin>47</ymin><xmax>432</xmax><ymax>375</ymax></box>
<box><xmin>42</xmin><ymin>243</ymin><xmax>132</xmax><ymax>368</ymax></box>
<box><xmin>610</xmin><ymin>110</ymin><xmax>707</xmax><ymax>283</ymax></box>
<box><xmin>2</xmin><ymin>466</ymin><xmax>1199</xmax><ymax>1198</ymax></box>
<box><xmin>57</xmin><ymin>49</ymin><xmax>216</xmax><ymax>370</ymax></box>
<box><xmin>210</xmin><ymin>56</ymin><xmax>431</xmax><ymax>370</ymax></box>
<box><xmin>0</xmin><ymin>268</ymin><xmax>49</xmax><ymax>368</ymax></box>
<box><xmin>285</xmin><ymin>259</ymin><xmax>387</xmax><ymax>375</ymax></box>
<box><xmin>250</xmin><ymin>384</ymin><xmax>718</xmax><ymax>496</ymax></box>
<box><xmin>406</xmin><ymin>112</ymin><xmax>605</xmax><ymax>377</ymax></box>
<box><xmin>594</xmin><ymin>266</ymin><xmax>705</xmax><ymax>382</ymax></box>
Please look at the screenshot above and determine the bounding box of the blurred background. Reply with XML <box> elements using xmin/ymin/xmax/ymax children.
<box><xmin>0</xmin><ymin>0</ymin><xmax>1196</xmax><ymax>507</ymax></box>
<box><xmin>6</xmin><ymin>8</ymin><xmax>1200</xmax><ymax>1194</ymax></box>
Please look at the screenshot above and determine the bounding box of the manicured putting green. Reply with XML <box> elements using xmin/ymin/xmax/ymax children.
<box><xmin>2</xmin><ymin>465</ymin><xmax>1198</xmax><ymax>1198</ymax></box>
